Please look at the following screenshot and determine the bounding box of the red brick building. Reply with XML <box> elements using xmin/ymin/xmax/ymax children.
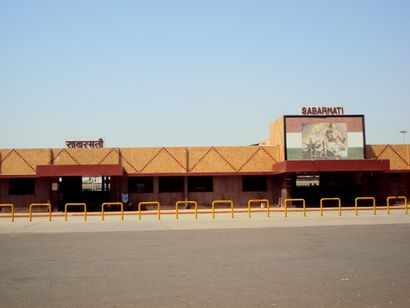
<box><xmin>1</xmin><ymin>114</ymin><xmax>409</xmax><ymax>211</ymax></box>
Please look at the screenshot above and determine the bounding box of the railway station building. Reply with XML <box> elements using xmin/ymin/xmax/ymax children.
<box><xmin>1</xmin><ymin>111</ymin><xmax>409</xmax><ymax>211</ymax></box>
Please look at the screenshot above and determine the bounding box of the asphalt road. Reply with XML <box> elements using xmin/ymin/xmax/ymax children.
<box><xmin>1</xmin><ymin>224</ymin><xmax>410</xmax><ymax>307</ymax></box>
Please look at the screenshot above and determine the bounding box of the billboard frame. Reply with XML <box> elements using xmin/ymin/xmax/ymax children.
<box><xmin>283</xmin><ymin>115</ymin><xmax>366</xmax><ymax>161</ymax></box>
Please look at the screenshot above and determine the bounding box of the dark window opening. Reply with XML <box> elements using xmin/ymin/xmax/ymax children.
<box><xmin>128</xmin><ymin>177</ymin><xmax>154</xmax><ymax>193</ymax></box>
<box><xmin>9</xmin><ymin>178</ymin><xmax>35</xmax><ymax>195</ymax></box>
<box><xmin>242</xmin><ymin>175</ymin><xmax>267</xmax><ymax>192</ymax></box>
<box><xmin>188</xmin><ymin>176</ymin><xmax>213</xmax><ymax>192</ymax></box>
<box><xmin>159</xmin><ymin>176</ymin><xmax>184</xmax><ymax>193</ymax></box>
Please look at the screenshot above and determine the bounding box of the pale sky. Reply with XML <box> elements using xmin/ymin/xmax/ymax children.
<box><xmin>1</xmin><ymin>0</ymin><xmax>409</xmax><ymax>148</ymax></box>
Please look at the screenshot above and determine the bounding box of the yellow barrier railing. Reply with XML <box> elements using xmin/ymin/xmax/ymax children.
<box><xmin>284</xmin><ymin>199</ymin><xmax>306</xmax><ymax>217</ymax></box>
<box><xmin>101</xmin><ymin>202</ymin><xmax>124</xmax><ymax>221</ymax></box>
<box><xmin>29</xmin><ymin>203</ymin><xmax>52</xmax><ymax>222</ymax></box>
<box><xmin>64</xmin><ymin>203</ymin><xmax>87</xmax><ymax>222</ymax></box>
<box><xmin>176</xmin><ymin>201</ymin><xmax>198</xmax><ymax>220</ymax></box>
<box><xmin>211</xmin><ymin>200</ymin><xmax>234</xmax><ymax>219</ymax></box>
<box><xmin>386</xmin><ymin>196</ymin><xmax>408</xmax><ymax>215</ymax></box>
<box><xmin>355</xmin><ymin>197</ymin><xmax>376</xmax><ymax>216</ymax></box>
<box><xmin>138</xmin><ymin>201</ymin><xmax>161</xmax><ymax>220</ymax></box>
<box><xmin>247</xmin><ymin>199</ymin><xmax>270</xmax><ymax>218</ymax></box>
<box><xmin>320</xmin><ymin>198</ymin><xmax>342</xmax><ymax>216</ymax></box>
<box><xmin>0</xmin><ymin>204</ymin><xmax>14</xmax><ymax>222</ymax></box>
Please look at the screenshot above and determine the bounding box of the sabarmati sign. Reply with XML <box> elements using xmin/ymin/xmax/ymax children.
<box><xmin>300</xmin><ymin>106</ymin><xmax>344</xmax><ymax>116</ymax></box>
<box><xmin>65</xmin><ymin>138</ymin><xmax>104</xmax><ymax>148</ymax></box>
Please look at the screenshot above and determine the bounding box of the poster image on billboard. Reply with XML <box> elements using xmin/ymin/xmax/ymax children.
<box><xmin>302</xmin><ymin>123</ymin><xmax>348</xmax><ymax>160</ymax></box>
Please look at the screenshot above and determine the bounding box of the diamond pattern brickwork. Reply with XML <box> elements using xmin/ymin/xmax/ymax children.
<box><xmin>367</xmin><ymin>144</ymin><xmax>410</xmax><ymax>170</ymax></box>
<box><xmin>2</xmin><ymin>144</ymin><xmax>407</xmax><ymax>176</ymax></box>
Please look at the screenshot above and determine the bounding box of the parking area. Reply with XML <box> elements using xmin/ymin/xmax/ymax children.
<box><xmin>0</xmin><ymin>222</ymin><xmax>410</xmax><ymax>307</ymax></box>
<box><xmin>0</xmin><ymin>211</ymin><xmax>410</xmax><ymax>307</ymax></box>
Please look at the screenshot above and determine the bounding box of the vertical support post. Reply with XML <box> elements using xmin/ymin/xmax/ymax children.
<box><xmin>320</xmin><ymin>199</ymin><xmax>324</xmax><ymax>217</ymax></box>
<box><xmin>303</xmin><ymin>199</ymin><xmax>306</xmax><ymax>217</ymax></box>
<box><xmin>355</xmin><ymin>199</ymin><xmax>358</xmax><ymax>216</ymax></box>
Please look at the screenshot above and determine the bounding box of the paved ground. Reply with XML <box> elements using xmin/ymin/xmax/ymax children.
<box><xmin>0</xmin><ymin>211</ymin><xmax>409</xmax><ymax>307</ymax></box>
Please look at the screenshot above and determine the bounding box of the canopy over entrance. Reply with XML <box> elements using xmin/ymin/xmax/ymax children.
<box><xmin>272</xmin><ymin>160</ymin><xmax>390</xmax><ymax>174</ymax></box>
<box><xmin>36</xmin><ymin>164</ymin><xmax>123</xmax><ymax>177</ymax></box>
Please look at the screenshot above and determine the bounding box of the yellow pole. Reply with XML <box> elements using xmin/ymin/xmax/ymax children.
<box><xmin>320</xmin><ymin>199</ymin><xmax>324</xmax><ymax>217</ymax></box>
<box><xmin>64</xmin><ymin>204</ymin><xmax>68</xmax><ymax>222</ymax></box>
<box><xmin>231</xmin><ymin>202</ymin><xmax>234</xmax><ymax>219</ymax></box>
<box><xmin>373</xmin><ymin>198</ymin><xmax>376</xmax><ymax>215</ymax></box>
<box><xmin>285</xmin><ymin>201</ymin><xmax>288</xmax><ymax>218</ymax></box>
<box><xmin>267</xmin><ymin>201</ymin><xmax>270</xmax><ymax>218</ymax></box>
<box><xmin>303</xmin><ymin>200</ymin><xmax>306</xmax><ymax>217</ymax></box>
<box><xmin>101</xmin><ymin>204</ymin><xmax>105</xmax><ymax>221</ymax></box>
<box><xmin>212</xmin><ymin>202</ymin><xmax>215</xmax><ymax>219</ymax></box>
<box><xmin>195</xmin><ymin>202</ymin><xmax>198</xmax><ymax>219</ymax></box>
<box><xmin>248</xmin><ymin>201</ymin><xmax>251</xmax><ymax>218</ymax></box>
<box><xmin>355</xmin><ymin>200</ymin><xmax>358</xmax><ymax>216</ymax></box>
<box><xmin>138</xmin><ymin>203</ymin><xmax>141</xmax><ymax>220</ymax></box>
<box><xmin>338</xmin><ymin>200</ymin><xmax>342</xmax><ymax>216</ymax></box>
<box><xmin>176</xmin><ymin>203</ymin><xmax>179</xmax><ymax>220</ymax></box>
<box><xmin>387</xmin><ymin>198</ymin><xmax>391</xmax><ymax>215</ymax></box>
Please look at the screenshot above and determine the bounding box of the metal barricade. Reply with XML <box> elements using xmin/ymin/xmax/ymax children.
<box><xmin>386</xmin><ymin>196</ymin><xmax>408</xmax><ymax>215</ymax></box>
<box><xmin>29</xmin><ymin>203</ymin><xmax>52</xmax><ymax>222</ymax></box>
<box><xmin>354</xmin><ymin>197</ymin><xmax>376</xmax><ymax>216</ymax></box>
<box><xmin>175</xmin><ymin>201</ymin><xmax>198</xmax><ymax>220</ymax></box>
<box><xmin>64</xmin><ymin>203</ymin><xmax>87</xmax><ymax>222</ymax></box>
<box><xmin>247</xmin><ymin>199</ymin><xmax>270</xmax><ymax>218</ymax></box>
<box><xmin>101</xmin><ymin>202</ymin><xmax>124</xmax><ymax>221</ymax></box>
<box><xmin>211</xmin><ymin>200</ymin><xmax>234</xmax><ymax>219</ymax></box>
<box><xmin>0</xmin><ymin>204</ymin><xmax>14</xmax><ymax>222</ymax></box>
<box><xmin>284</xmin><ymin>199</ymin><xmax>306</xmax><ymax>217</ymax></box>
<box><xmin>320</xmin><ymin>198</ymin><xmax>342</xmax><ymax>216</ymax></box>
<box><xmin>138</xmin><ymin>201</ymin><xmax>161</xmax><ymax>220</ymax></box>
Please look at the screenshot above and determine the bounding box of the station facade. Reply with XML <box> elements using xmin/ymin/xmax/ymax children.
<box><xmin>0</xmin><ymin>113</ymin><xmax>409</xmax><ymax>211</ymax></box>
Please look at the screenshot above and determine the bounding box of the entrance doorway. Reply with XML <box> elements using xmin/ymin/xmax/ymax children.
<box><xmin>58</xmin><ymin>176</ymin><xmax>111</xmax><ymax>212</ymax></box>
<box><xmin>292</xmin><ymin>173</ymin><xmax>363</xmax><ymax>207</ymax></box>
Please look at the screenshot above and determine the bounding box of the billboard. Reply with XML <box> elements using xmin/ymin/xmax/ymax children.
<box><xmin>285</xmin><ymin>116</ymin><xmax>365</xmax><ymax>160</ymax></box>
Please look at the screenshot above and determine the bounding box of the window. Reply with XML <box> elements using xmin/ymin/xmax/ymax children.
<box><xmin>9</xmin><ymin>178</ymin><xmax>35</xmax><ymax>195</ymax></box>
<box><xmin>81</xmin><ymin>177</ymin><xmax>110</xmax><ymax>191</ymax></box>
<box><xmin>296</xmin><ymin>174</ymin><xmax>320</xmax><ymax>187</ymax></box>
<box><xmin>128</xmin><ymin>177</ymin><xmax>154</xmax><ymax>193</ymax></box>
<box><xmin>159</xmin><ymin>176</ymin><xmax>184</xmax><ymax>193</ymax></box>
<box><xmin>242</xmin><ymin>175</ymin><xmax>267</xmax><ymax>192</ymax></box>
<box><xmin>188</xmin><ymin>176</ymin><xmax>213</xmax><ymax>192</ymax></box>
